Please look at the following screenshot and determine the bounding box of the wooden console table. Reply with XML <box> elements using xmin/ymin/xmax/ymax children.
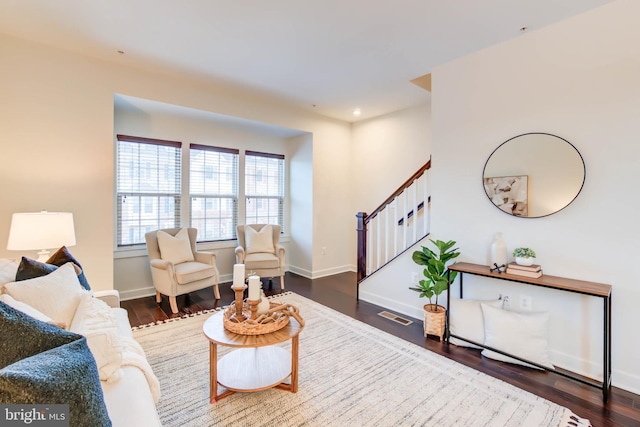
<box><xmin>446</xmin><ymin>262</ymin><xmax>612</xmax><ymax>402</ymax></box>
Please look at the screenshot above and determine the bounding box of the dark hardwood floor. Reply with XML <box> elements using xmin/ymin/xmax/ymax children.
<box><xmin>122</xmin><ymin>272</ymin><xmax>640</xmax><ymax>427</ymax></box>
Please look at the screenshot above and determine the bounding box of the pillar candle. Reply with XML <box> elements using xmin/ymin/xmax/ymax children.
<box><xmin>248</xmin><ymin>275</ymin><xmax>261</xmax><ymax>300</ymax></box>
<box><xmin>232</xmin><ymin>264</ymin><xmax>245</xmax><ymax>288</ymax></box>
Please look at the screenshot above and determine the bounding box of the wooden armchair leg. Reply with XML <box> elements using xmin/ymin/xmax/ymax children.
<box><xmin>280</xmin><ymin>275</ymin><xmax>285</xmax><ymax>290</ymax></box>
<box><xmin>155</xmin><ymin>291</ymin><xmax>162</xmax><ymax>304</ymax></box>
<box><xmin>213</xmin><ymin>284</ymin><xmax>221</xmax><ymax>300</ymax></box>
<box><xmin>169</xmin><ymin>296</ymin><xmax>179</xmax><ymax>314</ymax></box>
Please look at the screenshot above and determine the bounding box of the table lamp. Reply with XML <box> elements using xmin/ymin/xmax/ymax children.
<box><xmin>7</xmin><ymin>211</ymin><xmax>76</xmax><ymax>261</ymax></box>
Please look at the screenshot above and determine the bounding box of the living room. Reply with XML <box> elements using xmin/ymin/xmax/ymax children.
<box><xmin>1</xmin><ymin>0</ymin><xmax>638</xmax><ymax>424</ymax></box>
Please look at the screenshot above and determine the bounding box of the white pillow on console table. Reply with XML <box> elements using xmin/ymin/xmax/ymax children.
<box><xmin>157</xmin><ymin>228</ymin><xmax>194</xmax><ymax>265</ymax></box>
<box><xmin>3</xmin><ymin>262</ymin><xmax>87</xmax><ymax>328</ymax></box>
<box><xmin>448</xmin><ymin>298</ymin><xmax>503</xmax><ymax>348</ymax></box>
<box><xmin>480</xmin><ymin>303</ymin><xmax>554</xmax><ymax>370</ymax></box>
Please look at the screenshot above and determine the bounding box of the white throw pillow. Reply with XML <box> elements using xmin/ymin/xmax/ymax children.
<box><xmin>70</xmin><ymin>292</ymin><xmax>123</xmax><ymax>382</ymax></box>
<box><xmin>245</xmin><ymin>225</ymin><xmax>275</xmax><ymax>254</ymax></box>
<box><xmin>3</xmin><ymin>262</ymin><xmax>86</xmax><ymax>327</ymax></box>
<box><xmin>157</xmin><ymin>228</ymin><xmax>194</xmax><ymax>265</ymax></box>
<box><xmin>0</xmin><ymin>293</ymin><xmax>52</xmax><ymax>323</ymax></box>
<box><xmin>449</xmin><ymin>298</ymin><xmax>503</xmax><ymax>348</ymax></box>
<box><xmin>481</xmin><ymin>303</ymin><xmax>554</xmax><ymax>370</ymax></box>
<box><xmin>0</xmin><ymin>258</ymin><xmax>18</xmax><ymax>287</ymax></box>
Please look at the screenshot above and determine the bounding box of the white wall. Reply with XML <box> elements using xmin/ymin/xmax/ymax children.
<box><xmin>288</xmin><ymin>134</ymin><xmax>314</xmax><ymax>277</ymax></box>
<box><xmin>431</xmin><ymin>0</ymin><xmax>640</xmax><ymax>393</ymax></box>
<box><xmin>0</xmin><ymin>33</ymin><xmax>353</xmax><ymax>291</ymax></box>
<box><xmin>353</xmin><ymin>103</ymin><xmax>432</xmax><ymax>317</ymax></box>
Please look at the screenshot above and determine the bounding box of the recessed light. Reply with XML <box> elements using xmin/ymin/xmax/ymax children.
<box><xmin>353</xmin><ymin>108</ymin><xmax>361</xmax><ymax>116</ymax></box>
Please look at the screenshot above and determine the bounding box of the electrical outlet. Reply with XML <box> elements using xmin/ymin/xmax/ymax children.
<box><xmin>411</xmin><ymin>272</ymin><xmax>419</xmax><ymax>284</ymax></box>
<box><xmin>520</xmin><ymin>296</ymin><xmax>532</xmax><ymax>311</ymax></box>
<box><xmin>321</xmin><ymin>246</ymin><xmax>326</xmax><ymax>255</ymax></box>
<box><xmin>501</xmin><ymin>295</ymin><xmax>510</xmax><ymax>309</ymax></box>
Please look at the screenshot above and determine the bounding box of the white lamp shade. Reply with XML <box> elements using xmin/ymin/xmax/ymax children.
<box><xmin>7</xmin><ymin>211</ymin><xmax>76</xmax><ymax>251</ymax></box>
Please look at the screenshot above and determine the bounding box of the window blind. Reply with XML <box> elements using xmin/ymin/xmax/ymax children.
<box><xmin>245</xmin><ymin>150</ymin><xmax>285</xmax><ymax>231</ymax></box>
<box><xmin>116</xmin><ymin>134</ymin><xmax>182</xmax><ymax>247</ymax></box>
<box><xmin>190</xmin><ymin>144</ymin><xmax>239</xmax><ymax>241</ymax></box>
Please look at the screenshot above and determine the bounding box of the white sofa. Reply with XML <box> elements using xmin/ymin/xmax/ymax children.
<box><xmin>0</xmin><ymin>259</ymin><xmax>161</xmax><ymax>427</ymax></box>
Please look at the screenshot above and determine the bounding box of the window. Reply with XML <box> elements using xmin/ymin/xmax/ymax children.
<box><xmin>190</xmin><ymin>144</ymin><xmax>239</xmax><ymax>241</ymax></box>
<box><xmin>116</xmin><ymin>135</ymin><xmax>182</xmax><ymax>247</ymax></box>
<box><xmin>245</xmin><ymin>151</ymin><xmax>285</xmax><ymax>230</ymax></box>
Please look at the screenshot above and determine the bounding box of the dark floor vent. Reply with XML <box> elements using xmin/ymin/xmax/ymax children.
<box><xmin>378</xmin><ymin>311</ymin><xmax>413</xmax><ymax>326</ymax></box>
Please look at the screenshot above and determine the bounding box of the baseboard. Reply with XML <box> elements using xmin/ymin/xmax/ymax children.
<box><xmin>119</xmin><ymin>286</ymin><xmax>156</xmax><ymax>301</ymax></box>
<box><xmin>287</xmin><ymin>265</ymin><xmax>312</xmax><ymax>279</ymax></box>
<box><xmin>310</xmin><ymin>265</ymin><xmax>354</xmax><ymax>279</ymax></box>
<box><xmin>550</xmin><ymin>349</ymin><xmax>640</xmax><ymax>395</ymax></box>
<box><xmin>358</xmin><ymin>290</ymin><xmax>423</xmax><ymax>320</ymax></box>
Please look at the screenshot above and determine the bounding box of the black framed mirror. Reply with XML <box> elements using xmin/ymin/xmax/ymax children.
<box><xmin>483</xmin><ymin>133</ymin><xmax>585</xmax><ymax>218</ymax></box>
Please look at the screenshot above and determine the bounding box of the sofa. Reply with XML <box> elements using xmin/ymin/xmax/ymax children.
<box><xmin>0</xmin><ymin>256</ymin><xmax>161</xmax><ymax>427</ymax></box>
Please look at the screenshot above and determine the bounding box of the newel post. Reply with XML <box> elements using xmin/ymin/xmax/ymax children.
<box><xmin>356</xmin><ymin>212</ymin><xmax>367</xmax><ymax>300</ymax></box>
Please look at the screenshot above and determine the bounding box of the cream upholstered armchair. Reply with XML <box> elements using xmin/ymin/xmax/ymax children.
<box><xmin>235</xmin><ymin>224</ymin><xmax>285</xmax><ymax>290</ymax></box>
<box><xmin>145</xmin><ymin>227</ymin><xmax>220</xmax><ymax>314</ymax></box>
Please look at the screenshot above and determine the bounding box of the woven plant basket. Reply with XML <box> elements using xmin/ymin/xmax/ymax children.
<box><xmin>423</xmin><ymin>304</ymin><xmax>446</xmax><ymax>341</ymax></box>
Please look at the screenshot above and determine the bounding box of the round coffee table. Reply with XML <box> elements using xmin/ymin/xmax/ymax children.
<box><xmin>202</xmin><ymin>310</ymin><xmax>304</xmax><ymax>403</ymax></box>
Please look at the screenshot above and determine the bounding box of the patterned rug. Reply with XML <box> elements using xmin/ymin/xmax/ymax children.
<box><xmin>132</xmin><ymin>292</ymin><xmax>591</xmax><ymax>427</ymax></box>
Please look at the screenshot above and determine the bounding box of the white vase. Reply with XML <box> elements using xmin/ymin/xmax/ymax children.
<box><xmin>515</xmin><ymin>257</ymin><xmax>535</xmax><ymax>266</ymax></box>
<box><xmin>490</xmin><ymin>232</ymin><xmax>507</xmax><ymax>267</ymax></box>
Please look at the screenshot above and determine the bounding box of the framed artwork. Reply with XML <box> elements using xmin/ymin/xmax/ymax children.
<box><xmin>483</xmin><ymin>175</ymin><xmax>528</xmax><ymax>217</ymax></box>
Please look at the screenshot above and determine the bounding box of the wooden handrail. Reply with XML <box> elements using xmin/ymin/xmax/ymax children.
<box><xmin>364</xmin><ymin>159</ymin><xmax>431</xmax><ymax>224</ymax></box>
<box><xmin>356</xmin><ymin>159</ymin><xmax>431</xmax><ymax>298</ymax></box>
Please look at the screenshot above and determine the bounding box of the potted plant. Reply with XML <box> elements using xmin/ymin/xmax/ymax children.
<box><xmin>513</xmin><ymin>247</ymin><xmax>536</xmax><ymax>266</ymax></box>
<box><xmin>410</xmin><ymin>239</ymin><xmax>460</xmax><ymax>340</ymax></box>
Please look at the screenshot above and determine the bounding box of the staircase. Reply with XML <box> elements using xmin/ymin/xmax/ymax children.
<box><xmin>356</xmin><ymin>159</ymin><xmax>431</xmax><ymax>299</ymax></box>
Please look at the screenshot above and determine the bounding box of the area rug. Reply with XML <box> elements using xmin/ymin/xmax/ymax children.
<box><xmin>132</xmin><ymin>292</ymin><xmax>591</xmax><ymax>427</ymax></box>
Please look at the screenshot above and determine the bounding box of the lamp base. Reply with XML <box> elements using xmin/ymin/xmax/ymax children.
<box><xmin>36</xmin><ymin>250</ymin><xmax>51</xmax><ymax>262</ymax></box>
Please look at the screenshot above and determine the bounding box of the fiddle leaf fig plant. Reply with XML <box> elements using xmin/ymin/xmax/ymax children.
<box><xmin>410</xmin><ymin>239</ymin><xmax>460</xmax><ymax>311</ymax></box>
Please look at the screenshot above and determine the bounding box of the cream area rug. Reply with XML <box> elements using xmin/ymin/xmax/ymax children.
<box><xmin>132</xmin><ymin>292</ymin><xmax>591</xmax><ymax>427</ymax></box>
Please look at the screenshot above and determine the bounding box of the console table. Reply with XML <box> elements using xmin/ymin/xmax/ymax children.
<box><xmin>446</xmin><ymin>262</ymin><xmax>612</xmax><ymax>402</ymax></box>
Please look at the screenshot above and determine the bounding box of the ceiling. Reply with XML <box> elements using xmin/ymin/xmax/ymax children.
<box><xmin>0</xmin><ymin>0</ymin><xmax>613</xmax><ymax>122</ymax></box>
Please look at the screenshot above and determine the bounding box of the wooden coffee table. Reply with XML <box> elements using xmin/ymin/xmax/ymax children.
<box><xmin>202</xmin><ymin>310</ymin><xmax>304</xmax><ymax>403</ymax></box>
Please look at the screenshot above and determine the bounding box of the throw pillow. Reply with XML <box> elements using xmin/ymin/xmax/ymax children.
<box><xmin>245</xmin><ymin>224</ymin><xmax>275</xmax><ymax>254</ymax></box>
<box><xmin>0</xmin><ymin>294</ymin><xmax>52</xmax><ymax>323</ymax></box>
<box><xmin>0</xmin><ymin>259</ymin><xmax>18</xmax><ymax>287</ymax></box>
<box><xmin>15</xmin><ymin>256</ymin><xmax>83</xmax><ymax>284</ymax></box>
<box><xmin>157</xmin><ymin>228</ymin><xmax>194</xmax><ymax>265</ymax></box>
<box><xmin>481</xmin><ymin>303</ymin><xmax>554</xmax><ymax>370</ymax></box>
<box><xmin>4</xmin><ymin>262</ymin><xmax>87</xmax><ymax>328</ymax></box>
<box><xmin>448</xmin><ymin>298</ymin><xmax>503</xmax><ymax>348</ymax></box>
<box><xmin>0</xmin><ymin>302</ymin><xmax>111</xmax><ymax>426</ymax></box>
<box><xmin>47</xmin><ymin>246</ymin><xmax>91</xmax><ymax>290</ymax></box>
<box><xmin>70</xmin><ymin>293</ymin><xmax>123</xmax><ymax>382</ymax></box>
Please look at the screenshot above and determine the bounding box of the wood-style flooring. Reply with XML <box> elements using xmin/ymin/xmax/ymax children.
<box><xmin>121</xmin><ymin>272</ymin><xmax>640</xmax><ymax>427</ymax></box>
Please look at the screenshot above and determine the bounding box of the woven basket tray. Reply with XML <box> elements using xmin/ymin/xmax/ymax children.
<box><xmin>223</xmin><ymin>301</ymin><xmax>303</xmax><ymax>335</ymax></box>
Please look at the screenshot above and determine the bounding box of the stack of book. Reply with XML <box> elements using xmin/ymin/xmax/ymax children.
<box><xmin>506</xmin><ymin>262</ymin><xmax>542</xmax><ymax>278</ymax></box>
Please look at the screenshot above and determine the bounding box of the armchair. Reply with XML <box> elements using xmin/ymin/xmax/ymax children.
<box><xmin>145</xmin><ymin>228</ymin><xmax>220</xmax><ymax>314</ymax></box>
<box><xmin>235</xmin><ymin>224</ymin><xmax>285</xmax><ymax>290</ymax></box>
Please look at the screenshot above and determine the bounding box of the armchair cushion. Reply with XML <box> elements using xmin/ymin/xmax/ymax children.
<box><xmin>244</xmin><ymin>252</ymin><xmax>280</xmax><ymax>269</ymax></box>
<box><xmin>157</xmin><ymin>228</ymin><xmax>194</xmax><ymax>265</ymax></box>
<box><xmin>174</xmin><ymin>262</ymin><xmax>218</xmax><ymax>285</ymax></box>
<box><xmin>245</xmin><ymin>224</ymin><xmax>275</xmax><ymax>254</ymax></box>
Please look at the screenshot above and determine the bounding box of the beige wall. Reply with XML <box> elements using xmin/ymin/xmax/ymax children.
<box><xmin>0</xmin><ymin>33</ymin><xmax>353</xmax><ymax>291</ymax></box>
<box><xmin>431</xmin><ymin>0</ymin><xmax>640</xmax><ymax>393</ymax></box>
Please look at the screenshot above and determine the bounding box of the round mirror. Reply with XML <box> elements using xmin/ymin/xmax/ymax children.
<box><xmin>483</xmin><ymin>133</ymin><xmax>585</xmax><ymax>218</ymax></box>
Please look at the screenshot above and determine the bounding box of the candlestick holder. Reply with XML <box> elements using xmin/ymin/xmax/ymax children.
<box><xmin>246</xmin><ymin>299</ymin><xmax>260</xmax><ymax>320</ymax></box>
<box><xmin>230</xmin><ymin>284</ymin><xmax>248</xmax><ymax>323</ymax></box>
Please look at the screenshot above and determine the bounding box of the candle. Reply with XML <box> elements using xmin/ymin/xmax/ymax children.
<box><xmin>232</xmin><ymin>264</ymin><xmax>245</xmax><ymax>288</ymax></box>
<box><xmin>248</xmin><ymin>275</ymin><xmax>261</xmax><ymax>300</ymax></box>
